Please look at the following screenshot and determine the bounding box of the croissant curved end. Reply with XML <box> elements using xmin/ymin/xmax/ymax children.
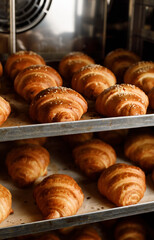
<box><xmin>45</xmin><ymin>210</ymin><xmax>61</xmax><ymax>220</ymax></box>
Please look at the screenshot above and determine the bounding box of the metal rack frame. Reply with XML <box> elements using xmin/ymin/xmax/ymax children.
<box><xmin>0</xmin><ymin>114</ymin><xmax>154</xmax><ymax>142</ymax></box>
<box><xmin>0</xmin><ymin>202</ymin><xmax>154</xmax><ymax>239</ymax></box>
<box><xmin>0</xmin><ymin>0</ymin><xmax>153</xmax><ymax>239</ymax></box>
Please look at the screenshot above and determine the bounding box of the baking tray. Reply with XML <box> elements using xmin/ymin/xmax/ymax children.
<box><xmin>0</xmin><ymin>137</ymin><xmax>154</xmax><ymax>239</ymax></box>
<box><xmin>0</xmin><ymin>87</ymin><xmax>154</xmax><ymax>142</ymax></box>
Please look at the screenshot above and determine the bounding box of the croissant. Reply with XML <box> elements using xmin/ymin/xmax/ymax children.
<box><xmin>63</xmin><ymin>132</ymin><xmax>93</xmax><ymax>148</ymax></box>
<box><xmin>6</xmin><ymin>144</ymin><xmax>50</xmax><ymax>187</ymax></box>
<box><xmin>14</xmin><ymin>137</ymin><xmax>47</xmax><ymax>146</ymax></box>
<box><xmin>59</xmin><ymin>226</ymin><xmax>75</xmax><ymax>235</ymax></box>
<box><xmin>151</xmin><ymin>169</ymin><xmax>154</xmax><ymax>184</ymax></box>
<box><xmin>74</xmin><ymin>227</ymin><xmax>102</xmax><ymax>240</ymax></box>
<box><xmin>73</xmin><ymin>139</ymin><xmax>116</xmax><ymax>179</ymax></box>
<box><xmin>29</xmin><ymin>87</ymin><xmax>88</xmax><ymax>123</ymax></box>
<box><xmin>0</xmin><ymin>62</ymin><xmax>3</xmax><ymax>77</ymax></box>
<box><xmin>71</xmin><ymin>64</ymin><xmax>116</xmax><ymax>99</ymax></box>
<box><xmin>33</xmin><ymin>174</ymin><xmax>84</xmax><ymax>219</ymax></box>
<box><xmin>104</xmin><ymin>48</ymin><xmax>140</xmax><ymax>82</ymax></box>
<box><xmin>14</xmin><ymin>65</ymin><xmax>63</xmax><ymax>102</ymax></box>
<box><xmin>37</xmin><ymin>233</ymin><xmax>61</xmax><ymax>240</ymax></box>
<box><xmin>97</xmin><ymin>129</ymin><xmax>128</xmax><ymax>146</ymax></box>
<box><xmin>59</xmin><ymin>52</ymin><xmax>95</xmax><ymax>81</ymax></box>
<box><xmin>0</xmin><ymin>96</ymin><xmax>11</xmax><ymax>126</ymax></box>
<box><xmin>5</xmin><ymin>51</ymin><xmax>45</xmax><ymax>80</ymax></box>
<box><xmin>0</xmin><ymin>184</ymin><xmax>13</xmax><ymax>223</ymax></box>
<box><xmin>124</xmin><ymin>133</ymin><xmax>154</xmax><ymax>172</ymax></box>
<box><xmin>97</xmin><ymin>163</ymin><xmax>146</xmax><ymax>206</ymax></box>
<box><xmin>124</xmin><ymin>61</ymin><xmax>154</xmax><ymax>94</ymax></box>
<box><xmin>148</xmin><ymin>87</ymin><xmax>154</xmax><ymax>110</ymax></box>
<box><xmin>114</xmin><ymin>217</ymin><xmax>146</xmax><ymax>240</ymax></box>
<box><xmin>95</xmin><ymin>84</ymin><xmax>149</xmax><ymax>117</ymax></box>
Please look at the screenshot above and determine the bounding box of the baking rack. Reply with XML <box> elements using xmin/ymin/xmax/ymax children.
<box><xmin>0</xmin><ymin>0</ymin><xmax>153</xmax><ymax>238</ymax></box>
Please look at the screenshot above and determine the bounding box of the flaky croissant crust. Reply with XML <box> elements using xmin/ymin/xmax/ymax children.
<box><xmin>63</xmin><ymin>132</ymin><xmax>93</xmax><ymax>148</ymax></box>
<box><xmin>0</xmin><ymin>96</ymin><xmax>11</xmax><ymax>126</ymax></box>
<box><xmin>74</xmin><ymin>227</ymin><xmax>102</xmax><ymax>240</ymax></box>
<box><xmin>59</xmin><ymin>52</ymin><xmax>95</xmax><ymax>79</ymax></box>
<box><xmin>104</xmin><ymin>49</ymin><xmax>140</xmax><ymax>69</ymax></box>
<box><xmin>6</xmin><ymin>143</ymin><xmax>50</xmax><ymax>187</ymax></box>
<box><xmin>148</xmin><ymin>87</ymin><xmax>154</xmax><ymax>110</ymax></box>
<box><xmin>0</xmin><ymin>62</ymin><xmax>3</xmax><ymax>77</ymax></box>
<box><xmin>71</xmin><ymin>64</ymin><xmax>116</xmax><ymax>99</ymax></box>
<box><xmin>124</xmin><ymin>61</ymin><xmax>154</xmax><ymax>94</ymax></box>
<box><xmin>5</xmin><ymin>50</ymin><xmax>45</xmax><ymax>80</ymax></box>
<box><xmin>124</xmin><ymin>133</ymin><xmax>154</xmax><ymax>171</ymax></box>
<box><xmin>95</xmin><ymin>84</ymin><xmax>149</xmax><ymax>117</ymax></box>
<box><xmin>29</xmin><ymin>87</ymin><xmax>88</xmax><ymax>123</ymax></box>
<box><xmin>14</xmin><ymin>65</ymin><xmax>63</xmax><ymax>102</ymax></box>
<box><xmin>104</xmin><ymin>48</ymin><xmax>140</xmax><ymax>82</ymax></box>
<box><xmin>98</xmin><ymin>163</ymin><xmax>146</xmax><ymax>207</ymax></box>
<box><xmin>0</xmin><ymin>184</ymin><xmax>13</xmax><ymax>223</ymax></box>
<box><xmin>37</xmin><ymin>233</ymin><xmax>60</xmax><ymax>240</ymax></box>
<box><xmin>114</xmin><ymin>218</ymin><xmax>146</xmax><ymax>240</ymax></box>
<box><xmin>34</xmin><ymin>174</ymin><xmax>84</xmax><ymax>219</ymax></box>
<box><xmin>73</xmin><ymin>139</ymin><xmax>116</xmax><ymax>178</ymax></box>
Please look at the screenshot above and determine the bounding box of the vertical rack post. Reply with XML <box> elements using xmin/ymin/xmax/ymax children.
<box><xmin>9</xmin><ymin>0</ymin><xmax>16</xmax><ymax>54</ymax></box>
<box><xmin>102</xmin><ymin>0</ymin><xmax>107</xmax><ymax>58</ymax></box>
<box><xmin>128</xmin><ymin>0</ymin><xmax>135</xmax><ymax>51</ymax></box>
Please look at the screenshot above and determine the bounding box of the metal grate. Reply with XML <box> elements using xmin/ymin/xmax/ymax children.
<box><xmin>0</xmin><ymin>0</ymin><xmax>52</xmax><ymax>33</ymax></box>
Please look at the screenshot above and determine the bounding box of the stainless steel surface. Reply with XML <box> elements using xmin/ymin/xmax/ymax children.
<box><xmin>128</xmin><ymin>0</ymin><xmax>135</xmax><ymax>51</ymax></box>
<box><xmin>128</xmin><ymin>0</ymin><xmax>154</xmax><ymax>58</ymax></box>
<box><xmin>0</xmin><ymin>0</ymin><xmax>107</xmax><ymax>61</ymax></box>
<box><xmin>0</xmin><ymin>115</ymin><xmax>154</xmax><ymax>142</ymax></box>
<box><xmin>9</xmin><ymin>0</ymin><xmax>16</xmax><ymax>54</ymax></box>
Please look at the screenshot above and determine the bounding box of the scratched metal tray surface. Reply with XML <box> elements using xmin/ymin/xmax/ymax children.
<box><xmin>0</xmin><ymin>138</ymin><xmax>154</xmax><ymax>239</ymax></box>
<box><xmin>0</xmin><ymin>86</ymin><xmax>154</xmax><ymax>142</ymax></box>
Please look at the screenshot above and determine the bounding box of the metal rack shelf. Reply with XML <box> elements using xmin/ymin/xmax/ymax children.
<box><xmin>0</xmin><ymin>88</ymin><xmax>153</xmax><ymax>142</ymax></box>
<box><xmin>0</xmin><ymin>114</ymin><xmax>154</xmax><ymax>142</ymax></box>
<box><xmin>0</xmin><ymin>202</ymin><xmax>154</xmax><ymax>239</ymax></box>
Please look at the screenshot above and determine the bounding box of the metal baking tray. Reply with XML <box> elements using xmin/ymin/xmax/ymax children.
<box><xmin>0</xmin><ymin>88</ymin><xmax>154</xmax><ymax>142</ymax></box>
<box><xmin>0</xmin><ymin>137</ymin><xmax>154</xmax><ymax>239</ymax></box>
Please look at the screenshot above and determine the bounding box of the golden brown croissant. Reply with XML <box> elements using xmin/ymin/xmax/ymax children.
<box><xmin>5</xmin><ymin>51</ymin><xmax>45</xmax><ymax>80</ymax></box>
<box><xmin>0</xmin><ymin>184</ymin><xmax>13</xmax><ymax>223</ymax></box>
<box><xmin>97</xmin><ymin>163</ymin><xmax>146</xmax><ymax>206</ymax></box>
<box><xmin>6</xmin><ymin>144</ymin><xmax>50</xmax><ymax>187</ymax></box>
<box><xmin>0</xmin><ymin>62</ymin><xmax>3</xmax><ymax>77</ymax></box>
<box><xmin>34</xmin><ymin>174</ymin><xmax>84</xmax><ymax>219</ymax></box>
<box><xmin>124</xmin><ymin>61</ymin><xmax>154</xmax><ymax>94</ymax></box>
<box><xmin>97</xmin><ymin>129</ymin><xmax>128</xmax><ymax>146</ymax></box>
<box><xmin>29</xmin><ymin>87</ymin><xmax>88</xmax><ymax>123</ymax></box>
<box><xmin>73</xmin><ymin>139</ymin><xmax>116</xmax><ymax>179</ymax></box>
<box><xmin>124</xmin><ymin>133</ymin><xmax>154</xmax><ymax>172</ymax></box>
<box><xmin>14</xmin><ymin>65</ymin><xmax>63</xmax><ymax>102</ymax></box>
<box><xmin>37</xmin><ymin>232</ymin><xmax>61</xmax><ymax>240</ymax></box>
<box><xmin>104</xmin><ymin>48</ymin><xmax>140</xmax><ymax>82</ymax></box>
<box><xmin>63</xmin><ymin>132</ymin><xmax>93</xmax><ymax>148</ymax></box>
<box><xmin>59</xmin><ymin>52</ymin><xmax>95</xmax><ymax>81</ymax></box>
<box><xmin>114</xmin><ymin>217</ymin><xmax>146</xmax><ymax>240</ymax></box>
<box><xmin>95</xmin><ymin>84</ymin><xmax>149</xmax><ymax>117</ymax></box>
<box><xmin>14</xmin><ymin>137</ymin><xmax>47</xmax><ymax>146</ymax></box>
<box><xmin>0</xmin><ymin>96</ymin><xmax>11</xmax><ymax>126</ymax></box>
<box><xmin>59</xmin><ymin>226</ymin><xmax>75</xmax><ymax>235</ymax></box>
<box><xmin>74</xmin><ymin>227</ymin><xmax>102</xmax><ymax>240</ymax></box>
<box><xmin>151</xmin><ymin>169</ymin><xmax>154</xmax><ymax>184</ymax></box>
<box><xmin>71</xmin><ymin>64</ymin><xmax>116</xmax><ymax>99</ymax></box>
<box><xmin>148</xmin><ymin>87</ymin><xmax>154</xmax><ymax>110</ymax></box>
